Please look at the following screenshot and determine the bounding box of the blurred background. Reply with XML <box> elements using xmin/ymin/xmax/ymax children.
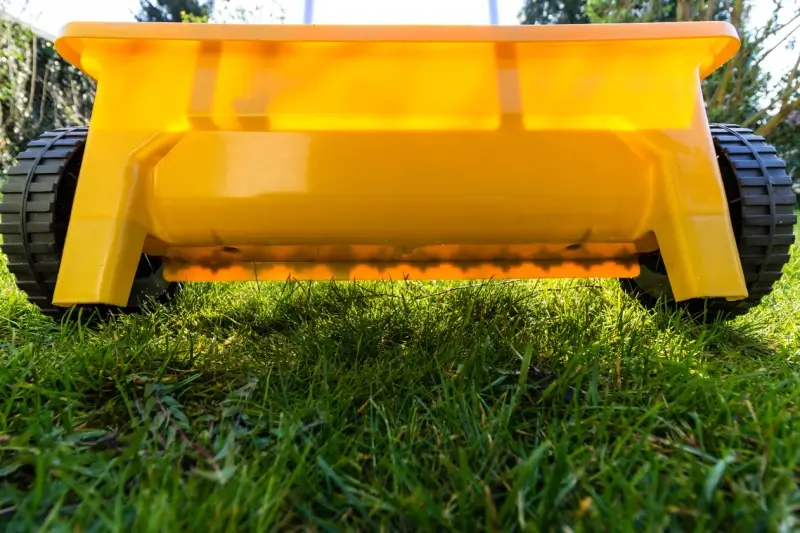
<box><xmin>1</xmin><ymin>0</ymin><xmax>798</xmax><ymax>197</ymax></box>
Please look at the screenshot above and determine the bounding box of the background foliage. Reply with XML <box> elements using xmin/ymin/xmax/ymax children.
<box><xmin>136</xmin><ymin>0</ymin><xmax>215</xmax><ymax>23</ymax></box>
<box><xmin>0</xmin><ymin>13</ymin><xmax>95</xmax><ymax>176</ymax></box>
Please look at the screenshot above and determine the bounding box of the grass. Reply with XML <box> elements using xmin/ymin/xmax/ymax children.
<box><xmin>0</xmin><ymin>245</ymin><xmax>799</xmax><ymax>532</ymax></box>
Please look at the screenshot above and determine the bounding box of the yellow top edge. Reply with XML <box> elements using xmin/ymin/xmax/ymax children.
<box><xmin>54</xmin><ymin>21</ymin><xmax>740</xmax><ymax>81</ymax></box>
<box><xmin>57</xmin><ymin>20</ymin><xmax>738</xmax><ymax>43</ymax></box>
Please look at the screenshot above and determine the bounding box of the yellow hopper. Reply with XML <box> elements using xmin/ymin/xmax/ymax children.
<box><xmin>0</xmin><ymin>21</ymin><xmax>795</xmax><ymax>320</ymax></box>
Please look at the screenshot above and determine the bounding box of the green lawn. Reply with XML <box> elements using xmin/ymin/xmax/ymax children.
<box><xmin>0</xmin><ymin>244</ymin><xmax>799</xmax><ymax>532</ymax></box>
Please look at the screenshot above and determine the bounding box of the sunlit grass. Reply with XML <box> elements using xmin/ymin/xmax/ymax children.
<box><xmin>0</xmin><ymin>239</ymin><xmax>798</xmax><ymax>531</ymax></box>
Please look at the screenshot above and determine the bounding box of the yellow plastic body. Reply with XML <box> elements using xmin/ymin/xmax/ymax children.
<box><xmin>51</xmin><ymin>21</ymin><xmax>745</xmax><ymax>307</ymax></box>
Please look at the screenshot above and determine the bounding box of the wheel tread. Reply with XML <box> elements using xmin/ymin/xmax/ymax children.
<box><xmin>0</xmin><ymin>126</ymin><xmax>179</xmax><ymax>319</ymax></box>
<box><xmin>621</xmin><ymin>123</ymin><xmax>797</xmax><ymax>321</ymax></box>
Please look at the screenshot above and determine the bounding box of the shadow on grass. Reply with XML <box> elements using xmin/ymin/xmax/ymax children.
<box><xmin>4</xmin><ymin>279</ymin><xmax>782</xmax><ymax>388</ymax></box>
<box><xmin>17</xmin><ymin>278</ymin><xmax>773</xmax><ymax>423</ymax></box>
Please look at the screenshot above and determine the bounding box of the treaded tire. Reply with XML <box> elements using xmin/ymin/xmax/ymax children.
<box><xmin>0</xmin><ymin>127</ymin><xmax>180</xmax><ymax>320</ymax></box>
<box><xmin>620</xmin><ymin>123</ymin><xmax>797</xmax><ymax>322</ymax></box>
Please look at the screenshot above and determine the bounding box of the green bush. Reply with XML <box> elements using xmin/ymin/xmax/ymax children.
<box><xmin>0</xmin><ymin>18</ymin><xmax>95</xmax><ymax>178</ymax></box>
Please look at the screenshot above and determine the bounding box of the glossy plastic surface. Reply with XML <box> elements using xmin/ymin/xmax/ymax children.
<box><xmin>51</xmin><ymin>21</ymin><xmax>745</xmax><ymax>307</ymax></box>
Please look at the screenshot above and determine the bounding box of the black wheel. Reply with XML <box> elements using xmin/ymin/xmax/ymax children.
<box><xmin>620</xmin><ymin>123</ymin><xmax>797</xmax><ymax>321</ymax></box>
<box><xmin>0</xmin><ymin>127</ymin><xmax>180</xmax><ymax>319</ymax></box>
